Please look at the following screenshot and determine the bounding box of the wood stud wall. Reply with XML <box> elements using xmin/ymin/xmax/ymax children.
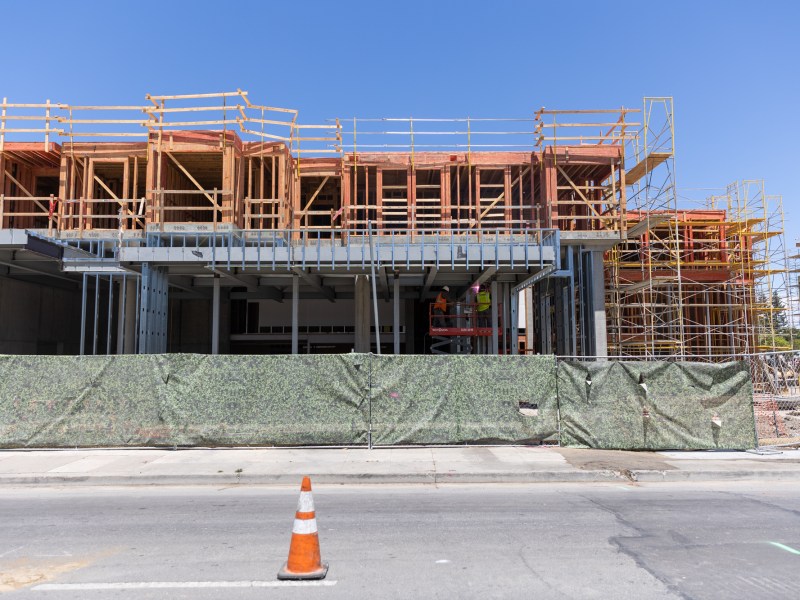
<box><xmin>2</xmin><ymin>133</ymin><xmax>627</xmax><ymax>235</ymax></box>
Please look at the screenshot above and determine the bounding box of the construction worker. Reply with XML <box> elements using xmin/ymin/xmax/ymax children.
<box><xmin>433</xmin><ymin>286</ymin><xmax>450</xmax><ymax>327</ymax></box>
<box><xmin>476</xmin><ymin>285</ymin><xmax>491</xmax><ymax>327</ymax></box>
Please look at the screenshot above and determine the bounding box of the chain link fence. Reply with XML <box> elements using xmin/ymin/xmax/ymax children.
<box><xmin>747</xmin><ymin>351</ymin><xmax>800</xmax><ymax>446</ymax></box>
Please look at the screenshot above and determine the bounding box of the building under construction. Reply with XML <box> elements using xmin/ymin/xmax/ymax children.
<box><xmin>0</xmin><ymin>91</ymin><xmax>792</xmax><ymax>359</ymax></box>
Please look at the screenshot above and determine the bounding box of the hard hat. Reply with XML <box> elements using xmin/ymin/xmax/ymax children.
<box><xmin>442</xmin><ymin>286</ymin><xmax>450</xmax><ymax>292</ymax></box>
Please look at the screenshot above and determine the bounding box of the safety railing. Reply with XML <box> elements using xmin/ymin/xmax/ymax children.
<box><xmin>112</xmin><ymin>226</ymin><xmax>560</xmax><ymax>272</ymax></box>
<box><xmin>337</xmin><ymin>110</ymin><xmax>639</xmax><ymax>159</ymax></box>
<box><xmin>148</xmin><ymin>189</ymin><xmax>234</xmax><ymax>229</ymax></box>
<box><xmin>0</xmin><ymin>194</ymin><xmax>59</xmax><ymax>232</ymax></box>
<box><xmin>57</xmin><ymin>198</ymin><xmax>146</xmax><ymax>232</ymax></box>
<box><xmin>244</xmin><ymin>197</ymin><xmax>284</xmax><ymax>229</ymax></box>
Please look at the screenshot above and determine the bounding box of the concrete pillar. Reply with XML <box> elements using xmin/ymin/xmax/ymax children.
<box><xmin>354</xmin><ymin>275</ymin><xmax>370</xmax><ymax>353</ymax></box>
<box><xmin>211</xmin><ymin>275</ymin><xmax>220</xmax><ymax>355</ymax></box>
<box><xmin>591</xmin><ymin>250</ymin><xmax>608</xmax><ymax>358</ymax></box>
<box><xmin>393</xmin><ymin>276</ymin><xmax>400</xmax><ymax>355</ymax></box>
<box><xmin>291</xmin><ymin>274</ymin><xmax>299</xmax><ymax>354</ymax></box>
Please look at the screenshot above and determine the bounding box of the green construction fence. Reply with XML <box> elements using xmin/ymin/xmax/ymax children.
<box><xmin>0</xmin><ymin>354</ymin><xmax>756</xmax><ymax>449</ymax></box>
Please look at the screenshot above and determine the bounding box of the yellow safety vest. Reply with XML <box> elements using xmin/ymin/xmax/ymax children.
<box><xmin>477</xmin><ymin>290</ymin><xmax>491</xmax><ymax>312</ymax></box>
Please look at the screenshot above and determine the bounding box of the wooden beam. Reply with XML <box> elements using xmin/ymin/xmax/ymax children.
<box><xmin>299</xmin><ymin>176</ymin><xmax>329</xmax><ymax>214</ymax></box>
<box><xmin>478</xmin><ymin>166</ymin><xmax>530</xmax><ymax>220</ymax></box>
<box><xmin>164</xmin><ymin>151</ymin><xmax>217</xmax><ymax>206</ymax></box>
<box><xmin>3</xmin><ymin>169</ymin><xmax>49</xmax><ymax>214</ymax></box>
<box><xmin>625</xmin><ymin>151</ymin><xmax>671</xmax><ymax>186</ymax></box>
<box><xmin>556</xmin><ymin>165</ymin><xmax>610</xmax><ymax>224</ymax></box>
<box><xmin>93</xmin><ymin>175</ymin><xmax>120</xmax><ymax>201</ymax></box>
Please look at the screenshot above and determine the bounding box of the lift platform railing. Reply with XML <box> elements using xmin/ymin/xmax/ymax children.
<box><xmin>429</xmin><ymin>301</ymin><xmax>503</xmax><ymax>338</ymax></box>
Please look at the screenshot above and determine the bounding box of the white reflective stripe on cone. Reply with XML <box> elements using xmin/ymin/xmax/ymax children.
<box><xmin>296</xmin><ymin>491</ymin><xmax>315</xmax><ymax>513</ymax></box>
<box><xmin>292</xmin><ymin>518</ymin><xmax>318</xmax><ymax>535</ymax></box>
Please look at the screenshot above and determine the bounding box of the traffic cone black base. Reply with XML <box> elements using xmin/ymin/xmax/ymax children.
<box><xmin>277</xmin><ymin>562</ymin><xmax>328</xmax><ymax>581</ymax></box>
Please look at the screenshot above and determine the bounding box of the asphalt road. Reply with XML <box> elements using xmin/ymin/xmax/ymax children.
<box><xmin>1</xmin><ymin>482</ymin><xmax>799</xmax><ymax>599</ymax></box>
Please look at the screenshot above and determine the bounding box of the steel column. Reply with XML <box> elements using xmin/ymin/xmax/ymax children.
<box><xmin>393</xmin><ymin>275</ymin><xmax>400</xmax><ymax>354</ymax></box>
<box><xmin>211</xmin><ymin>275</ymin><xmax>220</xmax><ymax>355</ymax></box>
<box><xmin>491</xmin><ymin>280</ymin><xmax>499</xmax><ymax>354</ymax></box>
<box><xmin>291</xmin><ymin>274</ymin><xmax>299</xmax><ymax>354</ymax></box>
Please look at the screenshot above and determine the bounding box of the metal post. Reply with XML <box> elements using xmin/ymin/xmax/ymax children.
<box><xmin>368</xmin><ymin>221</ymin><xmax>381</xmax><ymax>354</ymax></box>
<box><xmin>590</xmin><ymin>250</ymin><xmax>608</xmax><ymax>358</ymax></box>
<box><xmin>568</xmin><ymin>248</ymin><xmax>577</xmax><ymax>356</ymax></box>
<box><xmin>106</xmin><ymin>276</ymin><xmax>114</xmax><ymax>355</ymax></box>
<box><xmin>80</xmin><ymin>273</ymin><xmax>87</xmax><ymax>356</ymax></box>
<box><xmin>134</xmin><ymin>273</ymin><xmax>141</xmax><ymax>354</ymax></box>
<box><xmin>511</xmin><ymin>290</ymin><xmax>519</xmax><ymax>355</ymax></box>
<box><xmin>139</xmin><ymin>265</ymin><xmax>149</xmax><ymax>354</ymax></box>
<box><xmin>502</xmin><ymin>282</ymin><xmax>510</xmax><ymax>355</ymax></box>
<box><xmin>491</xmin><ymin>280</ymin><xmax>499</xmax><ymax>355</ymax></box>
<box><xmin>92</xmin><ymin>274</ymin><xmax>100</xmax><ymax>355</ymax></box>
<box><xmin>393</xmin><ymin>275</ymin><xmax>400</xmax><ymax>354</ymax></box>
<box><xmin>117</xmin><ymin>275</ymin><xmax>126</xmax><ymax>354</ymax></box>
<box><xmin>211</xmin><ymin>275</ymin><xmax>220</xmax><ymax>355</ymax></box>
<box><xmin>524</xmin><ymin>287</ymin><xmax>534</xmax><ymax>354</ymax></box>
<box><xmin>291</xmin><ymin>274</ymin><xmax>299</xmax><ymax>354</ymax></box>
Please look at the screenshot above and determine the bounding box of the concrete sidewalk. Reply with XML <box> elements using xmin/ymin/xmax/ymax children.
<box><xmin>1</xmin><ymin>446</ymin><xmax>800</xmax><ymax>485</ymax></box>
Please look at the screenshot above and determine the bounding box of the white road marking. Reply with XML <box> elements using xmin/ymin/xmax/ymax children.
<box><xmin>769</xmin><ymin>541</ymin><xmax>800</xmax><ymax>555</ymax></box>
<box><xmin>435</xmin><ymin>559</ymin><xmax>450</xmax><ymax>564</ymax></box>
<box><xmin>33</xmin><ymin>580</ymin><xmax>337</xmax><ymax>591</ymax></box>
<box><xmin>0</xmin><ymin>546</ymin><xmax>23</xmax><ymax>558</ymax></box>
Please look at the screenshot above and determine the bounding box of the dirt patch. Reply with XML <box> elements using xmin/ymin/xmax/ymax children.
<box><xmin>0</xmin><ymin>547</ymin><xmax>119</xmax><ymax>594</ymax></box>
<box><xmin>553</xmin><ymin>448</ymin><xmax>677</xmax><ymax>472</ymax></box>
<box><xmin>0</xmin><ymin>558</ymin><xmax>89</xmax><ymax>593</ymax></box>
<box><xmin>783</xmin><ymin>411</ymin><xmax>800</xmax><ymax>437</ymax></box>
<box><xmin>756</xmin><ymin>407</ymin><xmax>800</xmax><ymax>441</ymax></box>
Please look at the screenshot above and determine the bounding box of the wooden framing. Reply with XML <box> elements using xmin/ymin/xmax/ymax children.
<box><xmin>0</xmin><ymin>143</ymin><xmax>61</xmax><ymax>230</ymax></box>
<box><xmin>58</xmin><ymin>143</ymin><xmax>147</xmax><ymax>233</ymax></box>
<box><xmin>0</xmin><ymin>95</ymin><xmax>636</xmax><ymax>238</ymax></box>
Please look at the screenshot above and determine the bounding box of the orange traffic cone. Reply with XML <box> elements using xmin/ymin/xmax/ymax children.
<box><xmin>277</xmin><ymin>476</ymin><xmax>328</xmax><ymax>580</ymax></box>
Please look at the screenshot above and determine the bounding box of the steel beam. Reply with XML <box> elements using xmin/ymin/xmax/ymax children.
<box><xmin>291</xmin><ymin>268</ymin><xmax>336</xmax><ymax>303</ymax></box>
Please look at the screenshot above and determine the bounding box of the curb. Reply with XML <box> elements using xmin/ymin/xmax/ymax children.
<box><xmin>3</xmin><ymin>469</ymin><xmax>800</xmax><ymax>486</ymax></box>
<box><xmin>0</xmin><ymin>472</ymin><xmax>610</xmax><ymax>486</ymax></box>
<box><xmin>631</xmin><ymin>469</ymin><xmax>800</xmax><ymax>482</ymax></box>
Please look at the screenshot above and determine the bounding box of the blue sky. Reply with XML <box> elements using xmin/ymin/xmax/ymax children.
<box><xmin>3</xmin><ymin>0</ymin><xmax>798</xmax><ymax>241</ymax></box>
